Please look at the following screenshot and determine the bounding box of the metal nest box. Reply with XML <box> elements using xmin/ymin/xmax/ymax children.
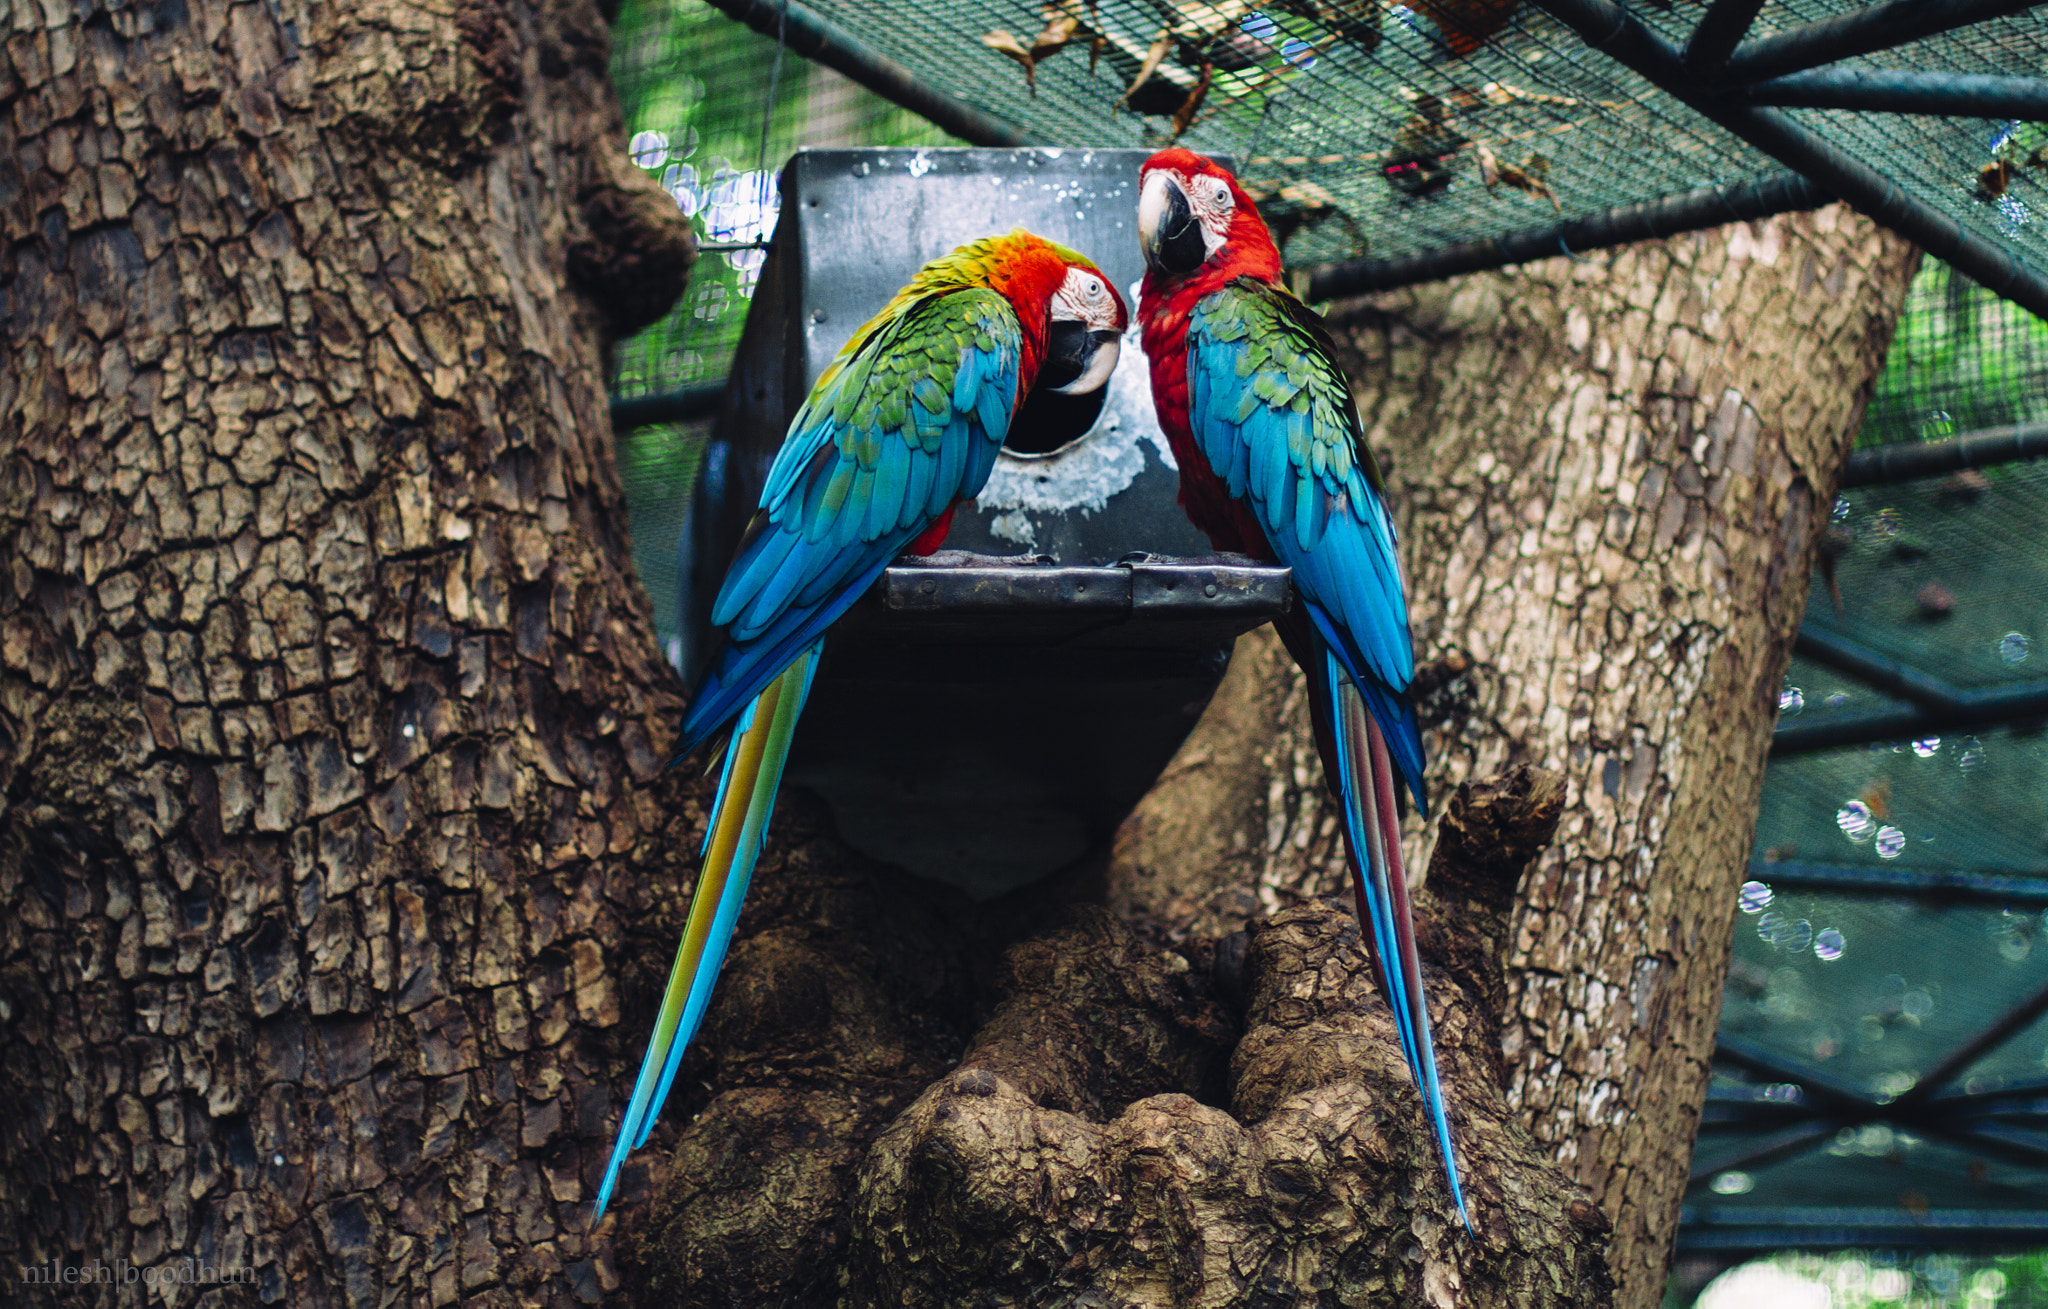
<box><xmin>682</xmin><ymin>147</ymin><xmax>1289</xmax><ymax>898</ymax></box>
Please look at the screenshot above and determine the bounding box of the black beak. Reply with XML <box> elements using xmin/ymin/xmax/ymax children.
<box><xmin>1148</xmin><ymin>181</ymin><xmax>1208</xmax><ymax>276</ymax></box>
<box><xmin>1041</xmin><ymin>323</ymin><xmax>1122</xmax><ymax>394</ymax></box>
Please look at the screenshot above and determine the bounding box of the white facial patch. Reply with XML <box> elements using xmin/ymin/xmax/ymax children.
<box><xmin>1052</xmin><ymin>267</ymin><xmax>1122</xmax><ymax>332</ymax></box>
<box><xmin>1185</xmin><ymin>172</ymin><xmax>1235</xmax><ymax>257</ymax></box>
<box><xmin>1137</xmin><ymin>168</ymin><xmax>1236</xmax><ymax>264</ymax></box>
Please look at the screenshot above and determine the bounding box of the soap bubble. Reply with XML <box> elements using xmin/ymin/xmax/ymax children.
<box><xmin>664</xmin><ymin>163</ymin><xmax>702</xmax><ymax>216</ymax></box>
<box><xmin>1779</xmin><ymin>686</ymin><xmax>1804</xmax><ymax>715</ymax></box>
<box><xmin>629</xmin><ymin>129</ymin><xmax>669</xmax><ymax>170</ymax></box>
<box><xmin>704</xmin><ymin>169</ymin><xmax>780</xmax><ymax>247</ymax></box>
<box><xmin>1814</xmin><ymin>929</ymin><xmax>1845</xmax><ymax>961</ymax></box>
<box><xmin>1739</xmin><ymin>881</ymin><xmax>1774</xmax><ymax>914</ymax></box>
<box><xmin>1837</xmin><ymin>800</ymin><xmax>1877</xmax><ymax>842</ymax></box>
<box><xmin>1875</xmin><ymin>826</ymin><xmax>1906</xmax><ymax>859</ymax></box>
<box><xmin>2000</xmin><ymin>632</ymin><xmax>2032</xmax><ymax>665</ymax></box>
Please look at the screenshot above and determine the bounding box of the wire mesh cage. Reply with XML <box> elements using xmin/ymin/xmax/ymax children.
<box><xmin>1862</xmin><ymin>259</ymin><xmax>2048</xmax><ymax>449</ymax></box>
<box><xmin>608</xmin><ymin>0</ymin><xmax>962</xmax><ymax>653</ymax></box>
<box><xmin>601</xmin><ymin>0</ymin><xmax>2048</xmax><ymax>1270</ymax></box>
<box><xmin>703</xmin><ymin>1</ymin><xmax>2048</xmax><ymax>301</ymax></box>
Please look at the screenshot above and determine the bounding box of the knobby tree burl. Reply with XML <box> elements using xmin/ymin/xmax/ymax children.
<box><xmin>0</xmin><ymin>0</ymin><xmax>1919</xmax><ymax>1302</ymax></box>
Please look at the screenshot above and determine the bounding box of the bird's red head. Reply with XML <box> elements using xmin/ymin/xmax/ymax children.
<box><xmin>1137</xmin><ymin>150</ymin><xmax>1281</xmax><ymax>288</ymax></box>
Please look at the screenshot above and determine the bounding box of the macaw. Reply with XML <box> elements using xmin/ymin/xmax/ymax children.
<box><xmin>1135</xmin><ymin>149</ymin><xmax>1471</xmax><ymax>1232</ymax></box>
<box><xmin>594</xmin><ymin>231</ymin><xmax>1127</xmax><ymax>1218</ymax></box>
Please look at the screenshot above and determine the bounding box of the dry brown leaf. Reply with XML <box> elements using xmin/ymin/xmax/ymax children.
<box><xmin>1120</xmin><ymin>25</ymin><xmax>1176</xmax><ymax>106</ymax></box>
<box><xmin>1475</xmin><ymin>141</ymin><xmax>1499</xmax><ymax>187</ymax></box>
<box><xmin>1978</xmin><ymin>159</ymin><xmax>2015</xmax><ymax>200</ymax></box>
<box><xmin>1167</xmin><ymin>0</ymin><xmax>1252</xmax><ymax>41</ymax></box>
<box><xmin>1032</xmin><ymin>13</ymin><xmax>1081</xmax><ymax>59</ymax></box>
<box><xmin>983</xmin><ymin>29</ymin><xmax>1038</xmax><ymax>90</ymax></box>
<box><xmin>983</xmin><ymin>14</ymin><xmax>1080</xmax><ymax>93</ymax></box>
<box><xmin>1496</xmin><ymin>163</ymin><xmax>1559</xmax><ymax>211</ymax></box>
<box><xmin>1170</xmin><ymin>59</ymin><xmax>1215</xmax><ymax>139</ymax></box>
<box><xmin>1476</xmin><ymin>142</ymin><xmax>1559</xmax><ymax>211</ymax></box>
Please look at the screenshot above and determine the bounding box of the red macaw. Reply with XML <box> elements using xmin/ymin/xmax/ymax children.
<box><xmin>1135</xmin><ymin>149</ymin><xmax>1470</xmax><ymax>1232</ymax></box>
<box><xmin>595</xmin><ymin>232</ymin><xmax>1127</xmax><ymax>1218</ymax></box>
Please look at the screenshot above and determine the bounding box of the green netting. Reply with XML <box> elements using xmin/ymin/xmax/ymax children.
<box><xmin>1862</xmin><ymin>261</ymin><xmax>2048</xmax><ymax>448</ymax></box>
<box><xmin>1801</xmin><ymin>460</ymin><xmax>2048</xmax><ymax>694</ymax></box>
<box><xmin>607</xmin><ymin>0</ymin><xmax>960</xmax><ymax>652</ymax></box>
<box><xmin>1720</xmin><ymin>879</ymin><xmax>2048</xmax><ymax>1093</ymax></box>
<box><xmin>599</xmin><ymin>0</ymin><xmax>2048</xmax><ymax>1261</ymax></box>
<box><xmin>1677</xmin><ymin>1251</ymin><xmax>2048</xmax><ymax>1309</ymax></box>
<box><xmin>785</xmin><ymin>1</ymin><xmax>2048</xmax><ymax>279</ymax></box>
<box><xmin>611</xmin><ymin>0</ymin><xmax>957</xmax><ymax>400</ymax></box>
<box><xmin>1704</xmin><ymin>257</ymin><xmax>2048</xmax><ymax>1245</ymax></box>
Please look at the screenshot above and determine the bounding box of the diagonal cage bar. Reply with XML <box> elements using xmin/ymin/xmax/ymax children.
<box><xmin>1715</xmin><ymin>0</ymin><xmax>2048</xmax><ymax>86</ymax></box>
<box><xmin>705</xmin><ymin>0</ymin><xmax>1030</xmax><ymax>148</ymax></box>
<box><xmin>1304</xmin><ymin>173</ymin><xmax>1824</xmax><ymax>300</ymax></box>
<box><xmin>1897</xmin><ymin>975</ymin><xmax>2048</xmax><ymax>1109</ymax></box>
<box><xmin>1685</xmin><ymin>0</ymin><xmax>1773</xmax><ymax>73</ymax></box>
<box><xmin>1839</xmin><ymin>418</ymin><xmax>2048</xmax><ymax>485</ymax></box>
<box><xmin>1529</xmin><ymin>0</ymin><xmax>2048</xmax><ymax>319</ymax></box>
<box><xmin>1745</xmin><ymin>68</ymin><xmax>2048</xmax><ymax>117</ymax></box>
<box><xmin>1687</xmin><ymin>1120</ymin><xmax>1844</xmax><ymax>1189</ymax></box>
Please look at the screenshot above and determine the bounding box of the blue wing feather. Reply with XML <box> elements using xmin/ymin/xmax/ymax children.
<box><xmin>1185</xmin><ymin>281</ymin><xmax>1423</xmax><ymax>810</ymax></box>
<box><xmin>676</xmin><ymin>289</ymin><xmax>1021</xmax><ymax>760</ymax></box>
<box><xmin>1184</xmin><ymin>278</ymin><xmax>1463</xmax><ymax>1230</ymax></box>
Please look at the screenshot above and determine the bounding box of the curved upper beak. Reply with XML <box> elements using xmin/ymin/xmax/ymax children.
<box><xmin>1044</xmin><ymin>323</ymin><xmax>1122</xmax><ymax>395</ymax></box>
<box><xmin>1138</xmin><ymin>171</ymin><xmax>1207</xmax><ymax>276</ymax></box>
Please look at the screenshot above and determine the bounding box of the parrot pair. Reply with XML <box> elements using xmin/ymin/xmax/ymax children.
<box><xmin>597</xmin><ymin>156</ymin><xmax>1469</xmax><ymax>1235</ymax></box>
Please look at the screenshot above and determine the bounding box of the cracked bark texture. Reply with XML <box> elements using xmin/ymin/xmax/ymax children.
<box><xmin>1112</xmin><ymin>208</ymin><xmax>1919</xmax><ymax>1305</ymax></box>
<box><xmin>625</xmin><ymin>770</ymin><xmax>1612</xmax><ymax>1307</ymax></box>
<box><xmin>0</xmin><ymin>0</ymin><xmax>693</xmax><ymax>1302</ymax></box>
<box><xmin>0</xmin><ymin>0</ymin><xmax>1920</xmax><ymax>1299</ymax></box>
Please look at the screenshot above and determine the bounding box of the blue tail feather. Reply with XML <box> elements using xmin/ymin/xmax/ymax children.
<box><xmin>1325</xmin><ymin>647</ymin><xmax>1473</xmax><ymax>1235</ymax></box>
<box><xmin>594</xmin><ymin>643</ymin><xmax>822</xmax><ymax>1220</ymax></box>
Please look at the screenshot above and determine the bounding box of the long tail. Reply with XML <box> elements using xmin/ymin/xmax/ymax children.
<box><xmin>1326</xmin><ymin>647</ymin><xmax>1472</xmax><ymax>1234</ymax></box>
<box><xmin>593</xmin><ymin>641</ymin><xmax>823</xmax><ymax>1219</ymax></box>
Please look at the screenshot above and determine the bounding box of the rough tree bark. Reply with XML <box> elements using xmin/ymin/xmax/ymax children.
<box><xmin>0</xmin><ymin>0</ymin><xmax>694</xmax><ymax>1302</ymax></box>
<box><xmin>619</xmin><ymin>220</ymin><xmax>1915</xmax><ymax>1303</ymax></box>
<box><xmin>0</xmin><ymin>0</ymin><xmax>1921</xmax><ymax>1301</ymax></box>
<box><xmin>1113</xmin><ymin>208</ymin><xmax>1920</xmax><ymax>1305</ymax></box>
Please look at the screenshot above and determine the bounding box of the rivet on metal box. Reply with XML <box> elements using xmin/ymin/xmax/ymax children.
<box><xmin>679</xmin><ymin>148</ymin><xmax>1291</xmax><ymax>899</ymax></box>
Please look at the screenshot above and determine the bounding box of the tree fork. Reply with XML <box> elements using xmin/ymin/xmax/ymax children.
<box><xmin>620</xmin><ymin>766</ymin><xmax>1612</xmax><ymax>1305</ymax></box>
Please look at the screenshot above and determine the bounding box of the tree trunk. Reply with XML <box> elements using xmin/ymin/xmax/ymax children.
<box><xmin>0</xmin><ymin>0</ymin><xmax>693</xmax><ymax>1301</ymax></box>
<box><xmin>620</xmin><ymin>216</ymin><xmax>1915</xmax><ymax>1303</ymax></box>
<box><xmin>0</xmin><ymin>0</ymin><xmax>1921</xmax><ymax>1298</ymax></box>
<box><xmin>1113</xmin><ymin>208</ymin><xmax>1920</xmax><ymax>1305</ymax></box>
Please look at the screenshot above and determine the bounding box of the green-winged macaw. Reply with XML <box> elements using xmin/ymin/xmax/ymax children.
<box><xmin>1135</xmin><ymin>149</ymin><xmax>1470</xmax><ymax>1232</ymax></box>
<box><xmin>594</xmin><ymin>231</ymin><xmax>1127</xmax><ymax>1218</ymax></box>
